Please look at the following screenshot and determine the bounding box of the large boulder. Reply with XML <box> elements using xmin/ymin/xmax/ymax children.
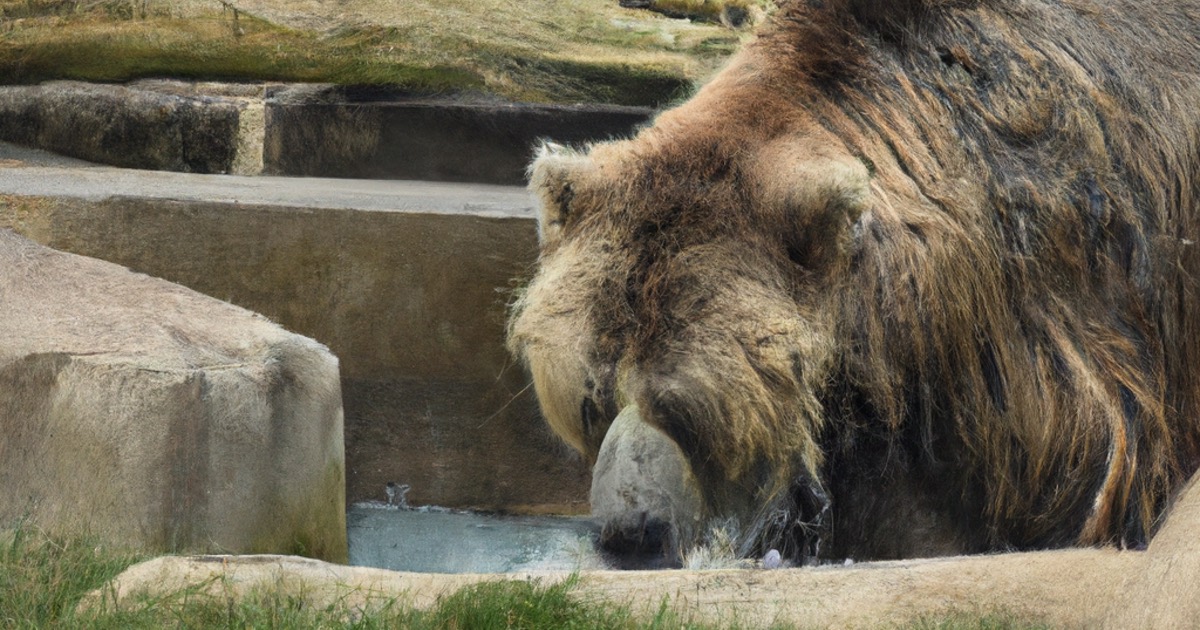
<box><xmin>0</xmin><ymin>229</ymin><xmax>346</xmax><ymax>561</ymax></box>
<box><xmin>0</xmin><ymin>189</ymin><xmax>591</xmax><ymax>515</ymax></box>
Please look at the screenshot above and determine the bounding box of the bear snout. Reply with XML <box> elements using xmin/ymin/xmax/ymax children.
<box><xmin>590</xmin><ymin>405</ymin><xmax>704</xmax><ymax>565</ymax></box>
<box><xmin>597</xmin><ymin>512</ymin><xmax>675</xmax><ymax>566</ymax></box>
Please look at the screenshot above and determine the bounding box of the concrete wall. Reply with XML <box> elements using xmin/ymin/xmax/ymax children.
<box><xmin>0</xmin><ymin>81</ymin><xmax>653</xmax><ymax>184</ymax></box>
<box><xmin>263</xmin><ymin>95</ymin><xmax>652</xmax><ymax>184</ymax></box>
<box><xmin>0</xmin><ymin>82</ymin><xmax>248</xmax><ymax>174</ymax></box>
<box><xmin>0</xmin><ymin>193</ymin><xmax>591</xmax><ymax>514</ymax></box>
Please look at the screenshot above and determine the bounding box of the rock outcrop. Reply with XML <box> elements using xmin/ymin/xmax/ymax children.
<box><xmin>0</xmin><ymin>229</ymin><xmax>346</xmax><ymax>561</ymax></box>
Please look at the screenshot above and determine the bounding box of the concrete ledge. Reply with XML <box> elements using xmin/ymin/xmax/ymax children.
<box><xmin>80</xmin><ymin>472</ymin><xmax>1200</xmax><ymax>626</ymax></box>
<box><xmin>0</xmin><ymin>81</ymin><xmax>653</xmax><ymax>183</ymax></box>
<box><xmin>0</xmin><ymin>172</ymin><xmax>591</xmax><ymax>514</ymax></box>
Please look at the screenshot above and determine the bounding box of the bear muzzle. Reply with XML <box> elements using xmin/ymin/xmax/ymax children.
<box><xmin>590</xmin><ymin>405</ymin><xmax>704</xmax><ymax>567</ymax></box>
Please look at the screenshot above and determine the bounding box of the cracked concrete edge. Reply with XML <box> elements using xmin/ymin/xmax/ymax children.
<box><xmin>78</xmin><ymin>456</ymin><xmax>1200</xmax><ymax>627</ymax></box>
<box><xmin>232</xmin><ymin>99</ymin><xmax>266</xmax><ymax>176</ymax></box>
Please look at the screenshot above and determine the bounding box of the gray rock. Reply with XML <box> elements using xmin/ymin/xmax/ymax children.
<box><xmin>0</xmin><ymin>230</ymin><xmax>346</xmax><ymax>560</ymax></box>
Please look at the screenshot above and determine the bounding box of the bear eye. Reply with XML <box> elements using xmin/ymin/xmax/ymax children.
<box><xmin>551</xmin><ymin>183</ymin><xmax>574</xmax><ymax>229</ymax></box>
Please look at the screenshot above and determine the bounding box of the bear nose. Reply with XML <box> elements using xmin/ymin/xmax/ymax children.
<box><xmin>599</xmin><ymin>511</ymin><xmax>673</xmax><ymax>556</ymax></box>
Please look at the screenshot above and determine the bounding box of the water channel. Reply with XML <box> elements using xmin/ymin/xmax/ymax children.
<box><xmin>347</xmin><ymin>503</ymin><xmax>607</xmax><ymax>573</ymax></box>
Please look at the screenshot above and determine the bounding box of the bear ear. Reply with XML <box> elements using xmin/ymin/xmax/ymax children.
<box><xmin>759</xmin><ymin>148</ymin><xmax>871</xmax><ymax>270</ymax></box>
<box><xmin>786</xmin><ymin>155</ymin><xmax>871</xmax><ymax>270</ymax></box>
<box><xmin>528</xmin><ymin>142</ymin><xmax>593</xmax><ymax>249</ymax></box>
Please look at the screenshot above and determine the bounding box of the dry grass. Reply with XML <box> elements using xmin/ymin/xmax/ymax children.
<box><xmin>0</xmin><ymin>0</ymin><xmax>749</xmax><ymax>105</ymax></box>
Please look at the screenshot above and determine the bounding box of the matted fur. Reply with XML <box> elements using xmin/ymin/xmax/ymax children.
<box><xmin>510</xmin><ymin>0</ymin><xmax>1200</xmax><ymax>561</ymax></box>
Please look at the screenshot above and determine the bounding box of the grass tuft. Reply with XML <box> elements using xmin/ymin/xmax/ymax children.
<box><xmin>0</xmin><ymin>524</ymin><xmax>145</xmax><ymax>628</ymax></box>
<box><xmin>0</xmin><ymin>525</ymin><xmax>704</xmax><ymax>629</ymax></box>
<box><xmin>429</xmin><ymin>576</ymin><xmax>634</xmax><ymax>629</ymax></box>
<box><xmin>622</xmin><ymin>0</ymin><xmax>775</xmax><ymax>27</ymax></box>
<box><xmin>903</xmin><ymin>610</ymin><xmax>1057</xmax><ymax>630</ymax></box>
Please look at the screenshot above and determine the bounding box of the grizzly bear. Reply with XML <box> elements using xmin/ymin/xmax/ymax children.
<box><xmin>508</xmin><ymin>0</ymin><xmax>1200</xmax><ymax>564</ymax></box>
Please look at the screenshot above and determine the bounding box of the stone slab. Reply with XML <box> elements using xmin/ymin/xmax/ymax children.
<box><xmin>82</xmin><ymin>545</ymin><xmax>1136</xmax><ymax>628</ymax></box>
<box><xmin>87</xmin><ymin>469</ymin><xmax>1200</xmax><ymax>629</ymax></box>
<box><xmin>262</xmin><ymin>88</ymin><xmax>653</xmax><ymax>184</ymax></box>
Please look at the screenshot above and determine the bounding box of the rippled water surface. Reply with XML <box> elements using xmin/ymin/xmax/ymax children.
<box><xmin>347</xmin><ymin>504</ymin><xmax>604</xmax><ymax>573</ymax></box>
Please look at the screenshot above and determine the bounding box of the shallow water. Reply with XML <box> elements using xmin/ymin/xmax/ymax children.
<box><xmin>347</xmin><ymin>503</ymin><xmax>605</xmax><ymax>573</ymax></box>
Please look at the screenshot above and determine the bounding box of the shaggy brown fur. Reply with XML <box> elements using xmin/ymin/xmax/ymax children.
<box><xmin>510</xmin><ymin>0</ymin><xmax>1200</xmax><ymax>561</ymax></box>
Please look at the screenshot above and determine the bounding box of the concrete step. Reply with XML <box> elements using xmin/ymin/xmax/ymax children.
<box><xmin>0</xmin><ymin>148</ymin><xmax>590</xmax><ymax>515</ymax></box>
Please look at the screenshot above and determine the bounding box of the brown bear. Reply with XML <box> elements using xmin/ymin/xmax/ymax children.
<box><xmin>508</xmin><ymin>0</ymin><xmax>1200</xmax><ymax>565</ymax></box>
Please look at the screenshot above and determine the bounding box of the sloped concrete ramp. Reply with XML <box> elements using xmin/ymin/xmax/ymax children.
<box><xmin>0</xmin><ymin>229</ymin><xmax>347</xmax><ymax>561</ymax></box>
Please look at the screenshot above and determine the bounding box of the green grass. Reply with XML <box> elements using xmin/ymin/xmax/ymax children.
<box><xmin>0</xmin><ymin>16</ymin><xmax>490</xmax><ymax>93</ymax></box>
<box><xmin>0</xmin><ymin>525</ymin><xmax>146</xmax><ymax>628</ymax></box>
<box><xmin>0</xmin><ymin>0</ymin><xmax>745</xmax><ymax>106</ymax></box>
<box><xmin>1</xmin><ymin>525</ymin><xmax>1056</xmax><ymax>629</ymax></box>
<box><xmin>0</xmin><ymin>525</ymin><xmax>699</xmax><ymax>629</ymax></box>
<box><xmin>631</xmin><ymin>0</ymin><xmax>773</xmax><ymax>26</ymax></box>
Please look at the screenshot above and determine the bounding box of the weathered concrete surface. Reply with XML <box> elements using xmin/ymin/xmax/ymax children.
<box><xmin>0</xmin><ymin>154</ymin><xmax>591</xmax><ymax>514</ymax></box>
<box><xmin>263</xmin><ymin>86</ymin><xmax>653</xmax><ymax>184</ymax></box>
<box><xmin>1106</xmin><ymin>472</ymin><xmax>1200</xmax><ymax>629</ymax></box>
<box><xmin>0</xmin><ymin>230</ymin><xmax>346</xmax><ymax>561</ymax></box>
<box><xmin>0</xmin><ymin>81</ymin><xmax>259</xmax><ymax>174</ymax></box>
<box><xmin>85</xmin><ymin>471</ymin><xmax>1200</xmax><ymax>627</ymax></box>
